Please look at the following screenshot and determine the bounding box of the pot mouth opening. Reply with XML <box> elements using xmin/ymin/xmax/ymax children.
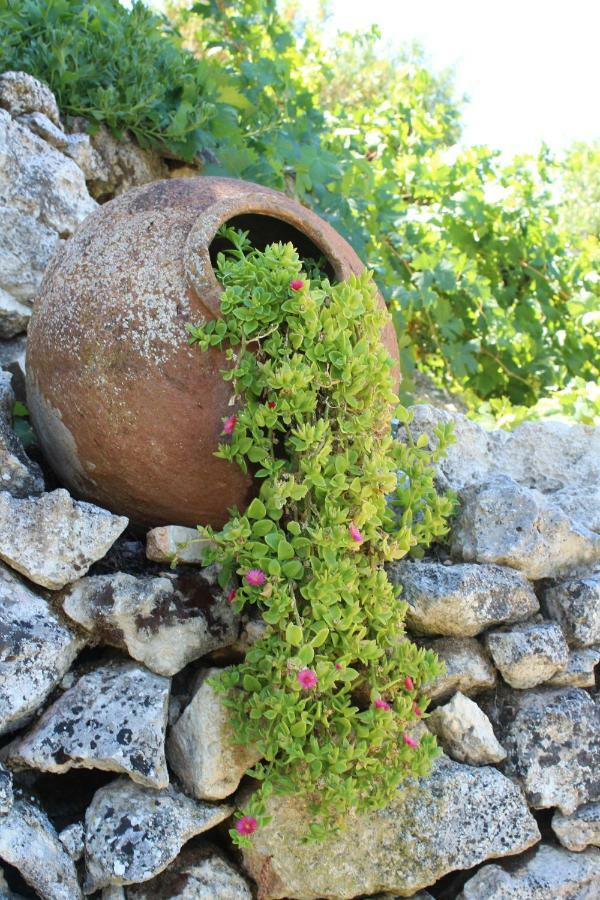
<box><xmin>208</xmin><ymin>213</ymin><xmax>336</xmax><ymax>281</ymax></box>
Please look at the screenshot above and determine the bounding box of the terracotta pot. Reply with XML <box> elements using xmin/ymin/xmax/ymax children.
<box><xmin>26</xmin><ymin>176</ymin><xmax>400</xmax><ymax>528</ymax></box>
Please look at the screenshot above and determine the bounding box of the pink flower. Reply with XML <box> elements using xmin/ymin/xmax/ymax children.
<box><xmin>349</xmin><ymin>523</ymin><xmax>363</xmax><ymax>543</ymax></box>
<box><xmin>374</xmin><ymin>698</ymin><xmax>391</xmax><ymax>710</ymax></box>
<box><xmin>335</xmin><ymin>662</ymin><xmax>343</xmax><ymax>670</ymax></box>
<box><xmin>223</xmin><ymin>415</ymin><xmax>237</xmax><ymax>435</ymax></box>
<box><xmin>290</xmin><ymin>279</ymin><xmax>305</xmax><ymax>291</ymax></box>
<box><xmin>404</xmin><ymin>676</ymin><xmax>414</xmax><ymax>691</ymax></box>
<box><xmin>235</xmin><ymin>815</ymin><xmax>257</xmax><ymax>836</ymax></box>
<box><xmin>403</xmin><ymin>733</ymin><xmax>419</xmax><ymax>748</ymax></box>
<box><xmin>267</xmin><ymin>401</ymin><xmax>276</xmax><ymax>409</ymax></box>
<box><xmin>226</xmin><ymin>587</ymin><xmax>237</xmax><ymax>603</ymax></box>
<box><xmin>297</xmin><ymin>668</ymin><xmax>318</xmax><ymax>690</ymax></box>
<box><xmin>413</xmin><ymin>702</ymin><xmax>422</xmax><ymax>717</ymax></box>
<box><xmin>245</xmin><ymin>569</ymin><xmax>266</xmax><ymax>587</ymax></box>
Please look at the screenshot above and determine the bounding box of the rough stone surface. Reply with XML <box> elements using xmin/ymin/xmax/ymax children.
<box><xmin>552</xmin><ymin>803</ymin><xmax>600</xmax><ymax>852</ymax></box>
<box><xmin>485</xmin><ymin>621</ymin><xmax>569</xmax><ymax>689</ymax></box>
<box><xmin>458</xmin><ymin>843</ymin><xmax>600</xmax><ymax>899</ymax></box>
<box><xmin>0</xmin><ymin>106</ymin><xmax>96</xmax><ymax>335</ymax></box>
<box><xmin>0</xmin><ymin>563</ymin><xmax>85</xmax><ymax>735</ymax></box>
<box><xmin>0</xmin><ymin>370</ymin><xmax>44</xmax><ymax>497</ymax></box>
<box><xmin>61</xmin><ymin>571</ymin><xmax>239</xmax><ymax>677</ymax></box>
<box><xmin>59</xmin><ymin>822</ymin><xmax>85</xmax><ymax>861</ymax></box>
<box><xmin>546</xmin><ymin>647</ymin><xmax>600</xmax><ymax>688</ymax></box>
<box><xmin>146</xmin><ymin>526</ymin><xmax>210</xmax><ymax>564</ymax></box>
<box><xmin>241</xmin><ymin>755</ymin><xmax>540</xmax><ymax>899</ymax></box>
<box><xmin>17</xmin><ymin>111</ymin><xmax>68</xmax><ymax>149</ymax></box>
<box><xmin>450</xmin><ymin>476</ymin><xmax>600</xmax><ymax>580</ymax></box>
<box><xmin>167</xmin><ymin>668</ymin><xmax>260</xmax><ymax>800</ymax></box>
<box><xmin>0</xmin><ymin>797</ymin><xmax>82</xmax><ymax>899</ymax></box>
<box><xmin>84</xmin><ymin>778</ymin><xmax>232</xmax><ymax>892</ymax></box>
<box><xmin>5</xmin><ymin>662</ymin><xmax>170</xmax><ymax>788</ymax></box>
<box><xmin>0</xmin><ymin>489</ymin><xmax>128</xmax><ymax>589</ymax></box>
<box><xmin>418</xmin><ymin>637</ymin><xmax>497</xmax><ymax>701</ymax></box>
<box><xmin>487</xmin><ymin>686</ymin><xmax>600</xmax><ymax>814</ymax></box>
<box><xmin>544</xmin><ymin>573</ymin><xmax>600</xmax><ymax>648</ymax></box>
<box><xmin>427</xmin><ymin>692</ymin><xmax>506</xmax><ymax>764</ymax></box>
<box><xmin>126</xmin><ymin>843</ymin><xmax>252</xmax><ymax>899</ymax></box>
<box><xmin>0</xmin><ymin>762</ymin><xmax>13</xmax><ymax>815</ymax></box>
<box><xmin>0</xmin><ymin>869</ymin><xmax>25</xmax><ymax>898</ymax></box>
<box><xmin>0</xmin><ymin>72</ymin><xmax>61</xmax><ymax>125</ymax></box>
<box><xmin>389</xmin><ymin>559</ymin><xmax>538</xmax><ymax>637</ymax></box>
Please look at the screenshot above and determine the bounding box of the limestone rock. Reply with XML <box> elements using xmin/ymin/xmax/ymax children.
<box><xmin>61</xmin><ymin>571</ymin><xmax>239</xmax><ymax>677</ymax></box>
<box><xmin>488</xmin><ymin>686</ymin><xmax>600</xmax><ymax>814</ymax></box>
<box><xmin>0</xmin><ymin>563</ymin><xmax>85</xmax><ymax>735</ymax></box>
<box><xmin>59</xmin><ymin>822</ymin><xmax>85</xmax><ymax>861</ymax></box>
<box><xmin>126</xmin><ymin>843</ymin><xmax>252</xmax><ymax>899</ymax></box>
<box><xmin>0</xmin><ymin>72</ymin><xmax>60</xmax><ymax>126</ymax></box>
<box><xmin>0</xmin><ymin>371</ymin><xmax>44</xmax><ymax>497</ymax></box>
<box><xmin>0</xmin><ymin>762</ymin><xmax>13</xmax><ymax>815</ymax></box>
<box><xmin>451</xmin><ymin>476</ymin><xmax>600</xmax><ymax>580</ymax></box>
<box><xmin>419</xmin><ymin>637</ymin><xmax>497</xmax><ymax>701</ymax></box>
<box><xmin>83</xmin><ymin>778</ymin><xmax>232</xmax><ymax>892</ymax></box>
<box><xmin>241</xmin><ymin>755</ymin><xmax>540</xmax><ymax>899</ymax></box>
<box><xmin>427</xmin><ymin>692</ymin><xmax>506</xmax><ymax>764</ymax></box>
<box><xmin>16</xmin><ymin>111</ymin><xmax>68</xmax><ymax>149</ymax></box>
<box><xmin>0</xmin><ymin>489</ymin><xmax>128</xmax><ymax>589</ymax></box>
<box><xmin>544</xmin><ymin>573</ymin><xmax>600</xmax><ymax>648</ymax></box>
<box><xmin>5</xmin><ymin>662</ymin><xmax>170</xmax><ymax>788</ymax></box>
<box><xmin>0</xmin><ymin>797</ymin><xmax>82</xmax><ymax>899</ymax></box>
<box><xmin>485</xmin><ymin>621</ymin><xmax>569</xmax><ymax>689</ymax></box>
<box><xmin>389</xmin><ymin>559</ymin><xmax>538</xmax><ymax>637</ymax></box>
<box><xmin>458</xmin><ymin>843</ymin><xmax>600</xmax><ymax>899</ymax></box>
<box><xmin>0</xmin><ymin>107</ymin><xmax>96</xmax><ymax>335</ymax></box>
<box><xmin>546</xmin><ymin>647</ymin><xmax>600</xmax><ymax>688</ymax></box>
<box><xmin>146</xmin><ymin>525</ymin><xmax>210</xmax><ymax>564</ymax></box>
<box><xmin>167</xmin><ymin>668</ymin><xmax>260</xmax><ymax>800</ymax></box>
<box><xmin>552</xmin><ymin>803</ymin><xmax>600</xmax><ymax>852</ymax></box>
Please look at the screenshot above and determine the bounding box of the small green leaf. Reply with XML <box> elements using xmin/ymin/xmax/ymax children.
<box><xmin>286</xmin><ymin>623</ymin><xmax>303</xmax><ymax>647</ymax></box>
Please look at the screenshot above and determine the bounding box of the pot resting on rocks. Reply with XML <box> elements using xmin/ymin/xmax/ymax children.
<box><xmin>26</xmin><ymin>176</ymin><xmax>399</xmax><ymax>528</ymax></box>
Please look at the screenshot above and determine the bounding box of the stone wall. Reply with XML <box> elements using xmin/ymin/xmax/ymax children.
<box><xmin>0</xmin><ymin>72</ymin><xmax>598</xmax><ymax>899</ymax></box>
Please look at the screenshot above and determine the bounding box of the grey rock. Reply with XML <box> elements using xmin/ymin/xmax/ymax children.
<box><xmin>83</xmin><ymin>778</ymin><xmax>232</xmax><ymax>892</ymax></box>
<box><xmin>146</xmin><ymin>525</ymin><xmax>210</xmax><ymax>564</ymax></box>
<box><xmin>389</xmin><ymin>559</ymin><xmax>538</xmax><ymax>637</ymax></box>
<box><xmin>546</xmin><ymin>647</ymin><xmax>600</xmax><ymax>688</ymax></box>
<box><xmin>485</xmin><ymin>621</ymin><xmax>569</xmax><ymax>689</ymax></box>
<box><xmin>419</xmin><ymin>637</ymin><xmax>497</xmax><ymax>701</ymax></box>
<box><xmin>0</xmin><ymin>563</ymin><xmax>85</xmax><ymax>735</ymax></box>
<box><xmin>0</xmin><ymin>797</ymin><xmax>82</xmax><ymax>899</ymax></box>
<box><xmin>101</xmin><ymin>890</ymin><xmax>126</xmax><ymax>900</ymax></box>
<box><xmin>0</xmin><ymin>107</ymin><xmax>96</xmax><ymax>335</ymax></box>
<box><xmin>451</xmin><ymin>476</ymin><xmax>600</xmax><ymax>580</ymax></box>
<box><xmin>241</xmin><ymin>755</ymin><xmax>540</xmax><ymax>899</ymax></box>
<box><xmin>59</xmin><ymin>822</ymin><xmax>85</xmax><ymax>861</ymax></box>
<box><xmin>544</xmin><ymin>573</ymin><xmax>600</xmax><ymax>648</ymax></box>
<box><xmin>0</xmin><ymin>762</ymin><xmax>12</xmax><ymax>815</ymax></box>
<box><xmin>5</xmin><ymin>662</ymin><xmax>169</xmax><ymax>788</ymax></box>
<box><xmin>0</xmin><ymin>334</ymin><xmax>26</xmax><ymax>376</ymax></box>
<box><xmin>17</xmin><ymin>111</ymin><xmax>68</xmax><ymax>149</ymax></box>
<box><xmin>552</xmin><ymin>803</ymin><xmax>600</xmax><ymax>852</ymax></box>
<box><xmin>488</xmin><ymin>686</ymin><xmax>600</xmax><ymax>814</ymax></box>
<box><xmin>0</xmin><ymin>72</ymin><xmax>60</xmax><ymax>126</ymax></box>
<box><xmin>427</xmin><ymin>692</ymin><xmax>506</xmax><ymax>764</ymax></box>
<box><xmin>0</xmin><ymin>371</ymin><xmax>44</xmax><ymax>497</ymax></box>
<box><xmin>458</xmin><ymin>843</ymin><xmax>600</xmax><ymax>899</ymax></box>
<box><xmin>126</xmin><ymin>843</ymin><xmax>252</xmax><ymax>899</ymax></box>
<box><xmin>0</xmin><ymin>868</ymin><xmax>26</xmax><ymax>898</ymax></box>
<box><xmin>167</xmin><ymin>668</ymin><xmax>260</xmax><ymax>800</ymax></box>
<box><xmin>0</xmin><ymin>489</ymin><xmax>128</xmax><ymax>589</ymax></box>
<box><xmin>62</xmin><ymin>133</ymin><xmax>100</xmax><ymax>181</ymax></box>
<box><xmin>61</xmin><ymin>571</ymin><xmax>239</xmax><ymax>677</ymax></box>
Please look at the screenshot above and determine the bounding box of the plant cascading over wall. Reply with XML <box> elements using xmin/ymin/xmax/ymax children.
<box><xmin>188</xmin><ymin>229</ymin><xmax>455</xmax><ymax>844</ymax></box>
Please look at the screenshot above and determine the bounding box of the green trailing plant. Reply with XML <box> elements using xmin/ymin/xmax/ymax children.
<box><xmin>188</xmin><ymin>228</ymin><xmax>455</xmax><ymax>844</ymax></box>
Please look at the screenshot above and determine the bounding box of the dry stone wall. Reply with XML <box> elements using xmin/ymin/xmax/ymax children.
<box><xmin>0</xmin><ymin>72</ymin><xmax>598</xmax><ymax>899</ymax></box>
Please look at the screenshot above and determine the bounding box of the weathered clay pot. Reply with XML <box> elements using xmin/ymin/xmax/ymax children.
<box><xmin>27</xmin><ymin>177</ymin><xmax>400</xmax><ymax>528</ymax></box>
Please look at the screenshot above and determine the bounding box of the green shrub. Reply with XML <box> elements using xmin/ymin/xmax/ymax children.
<box><xmin>188</xmin><ymin>230</ymin><xmax>454</xmax><ymax>842</ymax></box>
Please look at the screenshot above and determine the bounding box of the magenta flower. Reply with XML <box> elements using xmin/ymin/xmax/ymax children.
<box><xmin>226</xmin><ymin>587</ymin><xmax>237</xmax><ymax>603</ymax></box>
<box><xmin>374</xmin><ymin>698</ymin><xmax>391</xmax><ymax>710</ymax></box>
<box><xmin>297</xmin><ymin>668</ymin><xmax>318</xmax><ymax>690</ymax></box>
<box><xmin>404</xmin><ymin>675</ymin><xmax>414</xmax><ymax>691</ymax></box>
<box><xmin>403</xmin><ymin>733</ymin><xmax>419</xmax><ymax>748</ymax></box>
<box><xmin>290</xmin><ymin>279</ymin><xmax>305</xmax><ymax>291</ymax></box>
<box><xmin>267</xmin><ymin>401</ymin><xmax>276</xmax><ymax>409</ymax></box>
<box><xmin>413</xmin><ymin>702</ymin><xmax>422</xmax><ymax>717</ymax></box>
<box><xmin>235</xmin><ymin>815</ymin><xmax>257</xmax><ymax>836</ymax></box>
<box><xmin>335</xmin><ymin>662</ymin><xmax>343</xmax><ymax>670</ymax></box>
<box><xmin>245</xmin><ymin>569</ymin><xmax>266</xmax><ymax>587</ymax></box>
<box><xmin>223</xmin><ymin>415</ymin><xmax>237</xmax><ymax>435</ymax></box>
<box><xmin>349</xmin><ymin>523</ymin><xmax>363</xmax><ymax>543</ymax></box>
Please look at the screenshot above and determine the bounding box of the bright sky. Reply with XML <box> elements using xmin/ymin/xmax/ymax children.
<box><xmin>318</xmin><ymin>0</ymin><xmax>600</xmax><ymax>156</ymax></box>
